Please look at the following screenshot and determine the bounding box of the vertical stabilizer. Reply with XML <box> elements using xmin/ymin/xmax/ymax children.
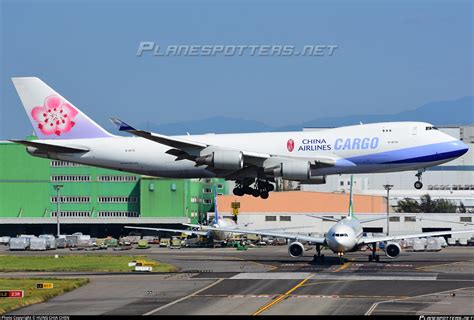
<box><xmin>348</xmin><ymin>175</ymin><xmax>355</xmax><ymax>219</ymax></box>
<box><xmin>212</xmin><ymin>185</ymin><xmax>220</xmax><ymax>224</ymax></box>
<box><xmin>12</xmin><ymin>77</ymin><xmax>112</xmax><ymax>139</ymax></box>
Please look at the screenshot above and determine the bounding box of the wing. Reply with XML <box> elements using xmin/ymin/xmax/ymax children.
<box><xmin>360</xmin><ymin>229</ymin><xmax>474</xmax><ymax>245</ymax></box>
<box><xmin>10</xmin><ymin>140</ymin><xmax>89</xmax><ymax>154</ymax></box>
<box><xmin>359</xmin><ymin>217</ymin><xmax>388</xmax><ymax>224</ymax></box>
<box><xmin>202</xmin><ymin>226</ymin><xmax>326</xmax><ymax>244</ymax></box>
<box><xmin>110</xmin><ymin>118</ymin><xmax>338</xmax><ymax>177</ymax></box>
<box><xmin>124</xmin><ymin>226</ymin><xmax>208</xmax><ymax>236</ymax></box>
<box><xmin>307</xmin><ymin>215</ymin><xmax>342</xmax><ymax>222</ymax></box>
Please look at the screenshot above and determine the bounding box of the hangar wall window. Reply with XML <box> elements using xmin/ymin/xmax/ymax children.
<box><xmin>404</xmin><ymin>216</ymin><xmax>416</xmax><ymax>222</ymax></box>
<box><xmin>460</xmin><ymin>217</ymin><xmax>472</xmax><ymax>223</ymax></box>
<box><xmin>97</xmin><ymin>175</ymin><xmax>137</xmax><ymax>182</ymax></box>
<box><xmin>51</xmin><ymin>175</ymin><xmax>91</xmax><ymax>182</ymax></box>
<box><xmin>51</xmin><ymin>211</ymin><xmax>91</xmax><ymax>218</ymax></box>
<box><xmin>389</xmin><ymin>216</ymin><xmax>400</xmax><ymax>222</ymax></box>
<box><xmin>280</xmin><ymin>216</ymin><xmax>291</xmax><ymax>222</ymax></box>
<box><xmin>50</xmin><ymin>160</ymin><xmax>83</xmax><ymax>167</ymax></box>
<box><xmin>97</xmin><ymin>196</ymin><xmax>137</xmax><ymax>203</ymax></box>
<box><xmin>265</xmin><ymin>216</ymin><xmax>277</xmax><ymax>222</ymax></box>
<box><xmin>97</xmin><ymin>211</ymin><xmax>139</xmax><ymax>217</ymax></box>
<box><xmin>51</xmin><ymin>196</ymin><xmax>91</xmax><ymax>203</ymax></box>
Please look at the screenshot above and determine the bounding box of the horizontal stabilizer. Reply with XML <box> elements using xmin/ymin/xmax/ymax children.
<box><xmin>10</xmin><ymin>140</ymin><xmax>89</xmax><ymax>153</ymax></box>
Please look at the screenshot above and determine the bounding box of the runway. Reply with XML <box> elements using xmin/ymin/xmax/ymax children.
<box><xmin>2</xmin><ymin>246</ymin><xmax>474</xmax><ymax>315</ymax></box>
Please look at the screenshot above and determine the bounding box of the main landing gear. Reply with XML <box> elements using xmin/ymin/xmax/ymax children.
<box><xmin>368</xmin><ymin>243</ymin><xmax>380</xmax><ymax>262</ymax></box>
<box><xmin>414</xmin><ymin>170</ymin><xmax>424</xmax><ymax>189</ymax></box>
<box><xmin>233</xmin><ymin>179</ymin><xmax>275</xmax><ymax>199</ymax></box>
<box><xmin>312</xmin><ymin>244</ymin><xmax>325</xmax><ymax>262</ymax></box>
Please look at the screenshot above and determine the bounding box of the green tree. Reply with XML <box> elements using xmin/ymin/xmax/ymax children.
<box><xmin>396</xmin><ymin>194</ymin><xmax>457</xmax><ymax>213</ymax></box>
<box><xmin>395</xmin><ymin>198</ymin><xmax>422</xmax><ymax>213</ymax></box>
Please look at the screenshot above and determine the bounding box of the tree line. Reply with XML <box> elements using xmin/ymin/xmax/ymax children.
<box><xmin>396</xmin><ymin>194</ymin><xmax>467</xmax><ymax>213</ymax></box>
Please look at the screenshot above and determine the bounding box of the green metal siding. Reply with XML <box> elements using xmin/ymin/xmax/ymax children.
<box><xmin>0</xmin><ymin>140</ymin><xmax>226</xmax><ymax>222</ymax></box>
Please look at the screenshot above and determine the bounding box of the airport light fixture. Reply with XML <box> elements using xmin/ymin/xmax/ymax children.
<box><xmin>383</xmin><ymin>184</ymin><xmax>394</xmax><ymax>235</ymax></box>
<box><xmin>53</xmin><ymin>184</ymin><xmax>64</xmax><ymax>237</ymax></box>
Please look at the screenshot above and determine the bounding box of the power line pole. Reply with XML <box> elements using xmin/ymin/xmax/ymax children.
<box><xmin>54</xmin><ymin>184</ymin><xmax>63</xmax><ymax>237</ymax></box>
<box><xmin>383</xmin><ymin>184</ymin><xmax>393</xmax><ymax>235</ymax></box>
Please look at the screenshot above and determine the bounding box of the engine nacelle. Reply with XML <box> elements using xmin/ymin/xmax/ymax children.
<box><xmin>195</xmin><ymin>150</ymin><xmax>244</xmax><ymax>170</ymax></box>
<box><xmin>385</xmin><ymin>242</ymin><xmax>401</xmax><ymax>259</ymax></box>
<box><xmin>288</xmin><ymin>241</ymin><xmax>305</xmax><ymax>258</ymax></box>
<box><xmin>264</xmin><ymin>161</ymin><xmax>311</xmax><ymax>180</ymax></box>
<box><xmin>299</xmin><ymin>176</ymin><xmax>327</xmax><ymax>185</ymax></box>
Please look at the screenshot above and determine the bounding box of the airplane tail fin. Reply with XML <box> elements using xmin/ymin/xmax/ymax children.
<box><xmin>12</xmin><ymin>77</ymin><xmax>112</xmax><ymax>139</ymax></box>
<box><xmin>212</xmin><ymin>185</ymin><xmax>220</xmax><ymax>224</ymax></box>
<box><xmin>348</xmin><ymin>175</ymin><xmax>356</xmax><ymax>219</ymax></box>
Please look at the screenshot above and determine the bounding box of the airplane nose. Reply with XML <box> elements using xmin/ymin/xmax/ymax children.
<box><xmin>455</xmin><ymin>140</ymin><xmax>469</xmax><ymax>157</ymax></box>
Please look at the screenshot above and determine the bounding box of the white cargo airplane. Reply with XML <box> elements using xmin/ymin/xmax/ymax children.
<box><xmin>11</xmin><ymin>77</ymin><xmax>469</xmax><ymax>199</ymax></box>
<box><xmin>202</xmin><ymin>176</ymin><xmax>474</xmax><ymax>263</ymax></box>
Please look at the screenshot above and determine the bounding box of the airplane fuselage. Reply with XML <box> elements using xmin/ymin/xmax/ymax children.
<box><xmin>27</xmin><ymin>122</ymin><xmax>468</xmax><ymax>179</ymax></box>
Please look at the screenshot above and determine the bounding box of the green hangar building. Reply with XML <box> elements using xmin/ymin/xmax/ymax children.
<box><xmin>0</xmin><ymin>138</ymin><xmax>228</xmax><ymax>237</ymax></box>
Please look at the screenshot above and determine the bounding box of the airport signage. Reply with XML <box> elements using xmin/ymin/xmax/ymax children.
<box><xmin>36</xmin><ymin>282</ymin><xmax>54</xmax><ymax>289</ymax></box>
<box><xmin>0</xmin><ymin>290</ymin><xmax>24</xmax><ymax>298</ymax></box>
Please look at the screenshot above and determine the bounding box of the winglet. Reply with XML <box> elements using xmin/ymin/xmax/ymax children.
<box><xmin>110</xmin><ymin>118</ymin><xmax>137</xmax><ymax>131</ymax></box>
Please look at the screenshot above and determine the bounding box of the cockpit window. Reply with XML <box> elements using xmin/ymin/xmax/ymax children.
<box><xmin>333</xmin><ymin>233</ymin><xmax>348</xmax><ymax>237</ymax></box>
<box><xmin>425</xmin><ymin>126</ymin><xmax>439</xmax><ymax>131</ymax></box>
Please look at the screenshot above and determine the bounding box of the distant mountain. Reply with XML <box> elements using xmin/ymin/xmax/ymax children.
<box><xmin>140</xmin><ymin>116</ymin><xmax>274</xmax><ymax>135</ymax></box>
<box><xmin>282</xmin><ymin>96</ymin><xmax>474</xmax><ymax>131</ymax></box>
<box><xmin>145</xmin><ymin>96</ymin><xmax>473</xmax><ymax>134</ymax></box>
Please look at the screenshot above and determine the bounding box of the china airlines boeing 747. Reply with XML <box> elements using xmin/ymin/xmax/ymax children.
<box><xmin>10</xmin><ymin>77</ymin><xmax>469</xmax><ymax>199</ymax></box>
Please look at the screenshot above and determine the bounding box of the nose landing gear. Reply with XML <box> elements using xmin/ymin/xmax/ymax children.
<box><xmin>414</xmin><ymin>170</ymin><xmax>424</xmax><ymax>189</ymax></box>
<box><xmin>337</xmin><ymin>252</ymin><xmax>345</xmax><ymax>265</ymax></box>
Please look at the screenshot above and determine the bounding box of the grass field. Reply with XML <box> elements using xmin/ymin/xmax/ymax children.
<box><xmin>0</xmin><ymin>278</ymin><xmax>89</xmax><ymax>314</ymax></box>
<box><xmin>0</xmin><ymin>255</ymin><xmax>177</xmax><ymax>272</ymax></box>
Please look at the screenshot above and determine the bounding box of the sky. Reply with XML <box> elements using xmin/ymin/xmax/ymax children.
<box><xmin>0</xmin><ymin>0</ymin><xmax>472</xmax><ymax>139</ymax></box>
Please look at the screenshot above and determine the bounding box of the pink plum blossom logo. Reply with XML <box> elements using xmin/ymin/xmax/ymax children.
<box><xmin>287</xmin><ymin>139</ymin><xmax>295</xmax><ymax>152</ymax></box>
<box><xmin>31</xmin><ymin>95</ymin><xmax>78</xmax><ymax>136</ymax></box>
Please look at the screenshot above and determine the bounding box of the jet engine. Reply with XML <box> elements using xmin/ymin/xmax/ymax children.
<box><xmin>264</xmin><ymin>161</ymin><xmax>311</xmax><ymax>180</ymax></box>
<box><xmin>384</xmin><ymin>242</ymin><xmax>401</xmax><ymax>259</ymax></box>
<box><xmin>195</xmin><ymin>150</ymin><xmax>244</xmax><ymax>170</ymax></box>
<box><xmin>299</xmin><ymin>176</ymin><xmax>327</xmax><ymax>185</ymax></box>
<box><xmin>288</xmin><ymin>241</ymin><xmax>305</xmax><ymax>258</ymax></box>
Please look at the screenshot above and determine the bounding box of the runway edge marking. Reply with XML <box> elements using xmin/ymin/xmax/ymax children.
<box><xmin>143</xmin><ymin>278</ymin><xmax>224</xmax><ymax>315</ymax></box>
<box><xmin>365</xmin><ymin>286</ymin><xmax>474</xmax><ymax>315</ymax></box>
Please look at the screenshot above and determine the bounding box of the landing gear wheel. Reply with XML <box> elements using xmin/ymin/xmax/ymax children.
<box><xmin>233</xmin><ymin>188</ymin><xmax>244</xmax><ymax>196</ymax></box>
<box><xmin>414</xmin><ymin>181</ymin><xmax>423</xmax><ymax>189</ymax></box>
<box><xmin>260</xmin><ymin>191</ymin><xmax>269</xmax><ymax>199</ymax></box>
<box><xmin>252</xmin><ymin>189</ymin><xmax>260</xmax><ymax>197</ymax></box>
<box><xmin>244</xmin><ymin>187</ymin><xmax>253</xmax><ymax>195</ymax></box>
